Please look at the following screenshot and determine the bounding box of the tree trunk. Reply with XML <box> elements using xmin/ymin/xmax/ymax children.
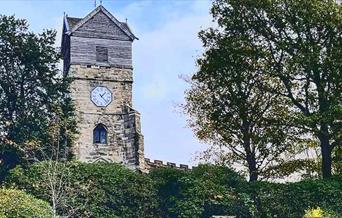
<box><xmin>247</xmin><ymin>155</ymin><xmax>258</xmax><ymax>182</ymax></box>
<box><xmin>318</xmin><ymin>124</ymin><xmax>332</xmax><ymax>179</ymax></box>
<box><xmin>317</xmin><ymin>89</ymin><xmax>332</xmax><ymax>179</ymax></box>
<box><xmin>242</xmin><ymin>120</ymin><xmax>259</xmax><ymax>182</ymax></box>
<box><xmin>320</xmin><ymin>135</ymin><xmax>332</xmax><ymax>179</ymax></box>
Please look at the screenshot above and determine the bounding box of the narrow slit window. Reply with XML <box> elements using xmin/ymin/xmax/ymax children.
<box><xmin>96</xmin><ymin>46</ymin><xmax>108</xmax><ymax>62</ymax></box>
<box><xmin>93</xmin><ymin>124</ymin><xmax>107</xmax><ymax>144</ymax></box>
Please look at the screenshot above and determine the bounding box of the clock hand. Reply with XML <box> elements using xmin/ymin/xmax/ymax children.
<box><xmin>100</xmin><ymin>94</ymin><xmax>107</xmax><ymax>101</ymax></box>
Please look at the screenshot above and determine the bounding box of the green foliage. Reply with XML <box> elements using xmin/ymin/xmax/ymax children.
<box><xmin>150</xmin><ymin>165</ymin><xmax>342</xmax><ymax>217</ymax></box>
<box><xmin>263</xmin><ymin>159</ymin><xmax>321</xmax><ymax>180</ymax></box>
<box><xmin>5</xmin><ymin>162</ymin><xmax>159</xmax><ymax>217</ymax></box>
<box><xmin>150</xmin><ymin>165</ymin><xmax>342</xmax><ymax>218</ymax></box>
<box><xmin>0</xmin><ymin>188</ymin><xmax>52</xmax><ymax>218</ymax></box>
<box><xmin>4</xmin><ymin>162</ymin><xmax>342</xmax><ymax>217</ymax></box>
<box><xmin>0</xmin><ymin>15</ymin><xmax>76</xmax><ymax>180</ymax></box>
<box><xmin>207</xmin><ymin>0</ymin><xmax>342</xmax><ymax>178</ymax></box>
<box><xmin>150</xmin><ymin>164</ymin><xmax>256</xmax><ymax>218</ymax></box>
<box><xmin>184</xmin><ymin>0</ymin><xmax>298</xmax><ymax>181</ymax></box>
<box><xmin>247</xmin><ymin>176</ymin><xmax>342</xmax><ymax>217</ymax></box>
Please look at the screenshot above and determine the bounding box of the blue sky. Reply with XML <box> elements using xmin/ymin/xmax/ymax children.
<box><xmin>0</xmin><ymin>0</ymin><xmax>212</xmax><ymax>166</ymax></box>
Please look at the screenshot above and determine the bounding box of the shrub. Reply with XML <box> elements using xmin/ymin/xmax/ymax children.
<box><xmin>150</xmin><ymin>166</ymin><xmax>342</xmax><ymax>218</ymax></box>
<box><xmin>247</xmin><ymin>176</ymin><xmax>342</xmax><ymax>217</ymax></box>
<box><xmin>304</xmin><ymin>207</ymin><xmax>327</xmax><ymax>218</ymax></box>
<box><xmin>150</xmin><ymin>164</ymin><xmax>255</xmax><ymax>218</ymax></box>
<box><xmin>4</xmin><ymin>161</ymin><xmax>342</xmax><ymax>217</ymax></box>
<box><xmin>5</xmin><ymin>161</ymin><xmax>159</xmax><ymax>217</ymax></box>
<box><xmin>0</xmin><ymin>188</ymin><xmax>52</xmax><ymax>218</ymax></box>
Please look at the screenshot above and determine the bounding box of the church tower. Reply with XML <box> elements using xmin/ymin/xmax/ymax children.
<box><xmin>61</xmin><ymin>6</ymin><xmax>145</xmax><ymax>170</ymax></box>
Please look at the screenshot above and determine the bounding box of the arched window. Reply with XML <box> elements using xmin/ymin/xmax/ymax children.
<box><xmin>93</xmin><ymin>124</ymin><xmax>107</xmax><ymax>144</ymax></box>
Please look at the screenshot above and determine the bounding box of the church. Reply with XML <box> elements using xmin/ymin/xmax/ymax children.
<box><xmin>61</xmin><ymin>5</ymin><xmax>145</xmax><ymax>171</ymax></box>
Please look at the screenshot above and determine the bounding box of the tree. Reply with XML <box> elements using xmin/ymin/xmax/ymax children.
<box><xmin>0</xmin><ymin>15</ymin><xmax>76</xmax><ymax>179</ymax></box>
<box><xmin>184</xmin><ymin>27</ymin><xmax>295</xmax><ymax>181</ymax></box>
<box><xmin>38</xmin><ymin>118</ymin><xmax>87</xmax><ymax>218</ymax></box>
<box><xmin>217</xmin><ymin>0</ymin><xmax>342</xmax><ymax>178</ymax></box>
<box><xmin>189</xmin><ymin>0</ymin><xmax>342</xmax><ymax>179</ymax></box>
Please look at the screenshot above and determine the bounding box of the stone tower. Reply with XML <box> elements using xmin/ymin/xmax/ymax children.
<box><xmin>61</xmin><ymin>5</ymin><xmax>145</xmax><ymax>170</ymax></box>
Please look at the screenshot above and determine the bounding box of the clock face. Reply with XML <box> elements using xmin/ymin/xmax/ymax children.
<box><xmin>91</xmin><ymin>86</ymin><xmax>112</xmax><ymax>107</ymax></box>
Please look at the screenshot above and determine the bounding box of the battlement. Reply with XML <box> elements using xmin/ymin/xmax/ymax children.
<box><xmin>144</xmin><ymin>158</ymin><xmax>191</xmax><ymax>171</ymax></box>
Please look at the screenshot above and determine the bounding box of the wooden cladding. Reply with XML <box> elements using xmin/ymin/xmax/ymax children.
<box><xmin>96</xmin><ymin>46</ymin><xmax>108</xmax><ymax>62</ymax></box>
<box><xmin>70</xmin><ymin>37</ymin><xmax>132</xmax><ymax>68</ymax></box>
<box><xmin>73</xmin><ymin>11</ymin><xmax>131</xmax><ymax>41</ymax></box>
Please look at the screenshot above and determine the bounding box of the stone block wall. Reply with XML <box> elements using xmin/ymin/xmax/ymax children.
<box><xmin>69</xmin><ymin>65</ymin><xmax>133</xmax><ymax>113</ymax></box>
<box><xmin>69</xmin><ymin>64</ymin><xmax>145</xmax><ymax>171</ymax></box>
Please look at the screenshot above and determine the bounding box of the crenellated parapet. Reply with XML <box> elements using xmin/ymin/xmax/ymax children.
<box><xmin>144</xmin><ymin>158</ymin><xmax>192</xmax><ymax>171</ymax></box>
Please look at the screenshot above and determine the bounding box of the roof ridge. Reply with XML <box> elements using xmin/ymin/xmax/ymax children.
<box><xmin>65</xmin><ymin>5</ymin><xmax>138</xmax><ymax>40</ymax></box>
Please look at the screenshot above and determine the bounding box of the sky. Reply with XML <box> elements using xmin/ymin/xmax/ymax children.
<box><xmin>0</xmin><ymin>0</ymin><xmax>213</xmax><ymax>166</ymax></box>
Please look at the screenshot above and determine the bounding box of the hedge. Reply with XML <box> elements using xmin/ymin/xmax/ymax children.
<box><xmin>0</xmin><ymin>188</ymin><xmax>52</xmax><ymax>218</ymax></box>
<box><xmin>150</xmin><ymin>167</ymin><xmax>342</xmax><ymax>217</ymax></box>
<box><xmin>4</xmin><ymin>162</ymin><xmax>342</xmax><ymax>217</ymax></box>
<box><xmin>248</xmin><ymin>177</ymin><xmax>342</xmax><ymax>217</ymax></box>
<box><xmin>150</xmin><ymin>165</ymin><xmax>256</xmax><ymax>217</ymax></box>
<box><xmin>5</xmin><ymin>162</ymin><xmax>159</xmax><ymax>217</ymax></box>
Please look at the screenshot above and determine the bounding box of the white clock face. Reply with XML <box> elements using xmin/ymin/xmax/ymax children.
<box><xmin>91</xmin><ymin>86</ymin><xmax>112</xmax><ymax>107</ymax></box>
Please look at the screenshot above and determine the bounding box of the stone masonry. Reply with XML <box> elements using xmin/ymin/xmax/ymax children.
<box><xmin>69</xmin><ymin>65</ymin><xmax>145</xmax><ymax>170</ymax></box>
<box><xmin>62</xmin><ymin>6</ymin><xmax>145</xmax><ymax>171</ymax></box>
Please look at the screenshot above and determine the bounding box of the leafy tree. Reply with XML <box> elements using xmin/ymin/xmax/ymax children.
<box><xmin>191</xmin><ymin>0</ymin><xmax>342</xmax><ymax>179</ymax></box>
<box><xmin>184</xmin><ymin>13</ymin><xmax>295</xmax><ymax>181</ymax></box>
<box><xmin>0</xmin><ymin>15</ymin><xmax>76</xmax><ymax>179</ymax></box>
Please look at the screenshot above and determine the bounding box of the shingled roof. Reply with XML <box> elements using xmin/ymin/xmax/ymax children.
<box><xmin>63</xmin><ymin>5</ymin><xmax>137</xmax><ymax>40</ymax></box>
<box><xmin>66</xmin><ymin>16</ymin><xmax>131</xmax><ymax>34</ymax></box>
